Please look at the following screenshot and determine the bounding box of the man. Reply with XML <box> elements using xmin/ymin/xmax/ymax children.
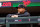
<box><xmin>6</xmin><ymin>4</ymin><xmax>30</xmax><ymax>17</ymax></box>
<box><xmin>6</xmin><ymin>4</ymin><xmax>30</xmax><ymax>27</ymax></box>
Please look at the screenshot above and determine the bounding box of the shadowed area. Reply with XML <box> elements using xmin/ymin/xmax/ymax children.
<box><xmin>0</xmin><ymin>6</ymin><xmax>40</xmax><ymax>17</ymax></box>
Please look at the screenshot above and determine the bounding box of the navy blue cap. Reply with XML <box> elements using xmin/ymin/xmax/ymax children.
<box><xmin>18</xmin><ymin>4</ymin><xmax>25</xmax><ymax>8</ymax></box>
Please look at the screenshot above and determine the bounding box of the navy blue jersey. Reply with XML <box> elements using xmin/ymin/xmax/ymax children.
<box><xmin>6</xmin><ymin>12</ymin><xmax>30</xmax><ymax>17</ymax></box>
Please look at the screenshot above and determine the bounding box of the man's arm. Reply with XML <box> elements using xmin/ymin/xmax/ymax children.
<box><xmin>6</xmin><ymin>14</ymin><xmax>18</xmax><ymax>18</ymax></box>
<box><xmin>18</xmin><ymin>12</ymin><xmax>30</xmax><ymax>17</ymax></box>
<box><xmin>6</xmin><ymin>14</ymin><xmax>12</xmax><ymax>17</ymax></box>
<box><xmin>6</xmin><ymin>12</ymin><xmax>30</xmax><ymax>17</ymax></box>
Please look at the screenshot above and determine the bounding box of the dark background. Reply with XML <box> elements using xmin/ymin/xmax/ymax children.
<box><xmin>0</xmin><ymin>6</ymin><xmax>40</xmax><ymax>17</ymax></box>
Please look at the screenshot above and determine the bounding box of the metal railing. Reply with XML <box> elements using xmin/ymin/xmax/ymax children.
<box><xmin>0</xmin><ymin>16</ymin><xmax>40</xmax><ymax>27</ymax></box>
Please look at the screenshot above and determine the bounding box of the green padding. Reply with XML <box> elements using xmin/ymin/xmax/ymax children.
<box><xmin>13</xmin><ymin>2</ymin><xmax>23</xmax><ymax>7</ymax></box>
<box><xmin>13</xmin><ymin>2</ymin><xmax>40</xmax><ymax>7</ymax></box>
<box><xmin>27</xmin><ymin>2</ymin><xmax>40</xmax><ymax>7</ymax></box>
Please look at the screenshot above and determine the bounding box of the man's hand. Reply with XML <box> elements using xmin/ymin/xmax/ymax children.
<box><xmin>11</xmin><ymin>15</ymin><xmax>18</xmax><ymax>18</ymax></box>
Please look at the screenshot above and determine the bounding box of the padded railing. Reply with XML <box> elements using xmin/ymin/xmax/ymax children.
<box><xmin>0</xmin><ymin>16</ymin><xmax>40</xmax><ymax>27</ymax></box>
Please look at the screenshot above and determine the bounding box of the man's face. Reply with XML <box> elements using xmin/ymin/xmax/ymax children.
<box><xmin>18</xmin><ymin>7</ymin><xmax>25</xmax><ymax>13</ymax></box>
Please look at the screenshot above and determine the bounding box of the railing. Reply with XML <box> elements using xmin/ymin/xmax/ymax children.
<box><xmin>0</xmin><ymin>16</ymin><xmax>40</xmax><ymax>27</ymax></box>
<box><xmin>0</xmin><ymin>18</ymin><xmax>5</xmax><ymax>24</ymax></box>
